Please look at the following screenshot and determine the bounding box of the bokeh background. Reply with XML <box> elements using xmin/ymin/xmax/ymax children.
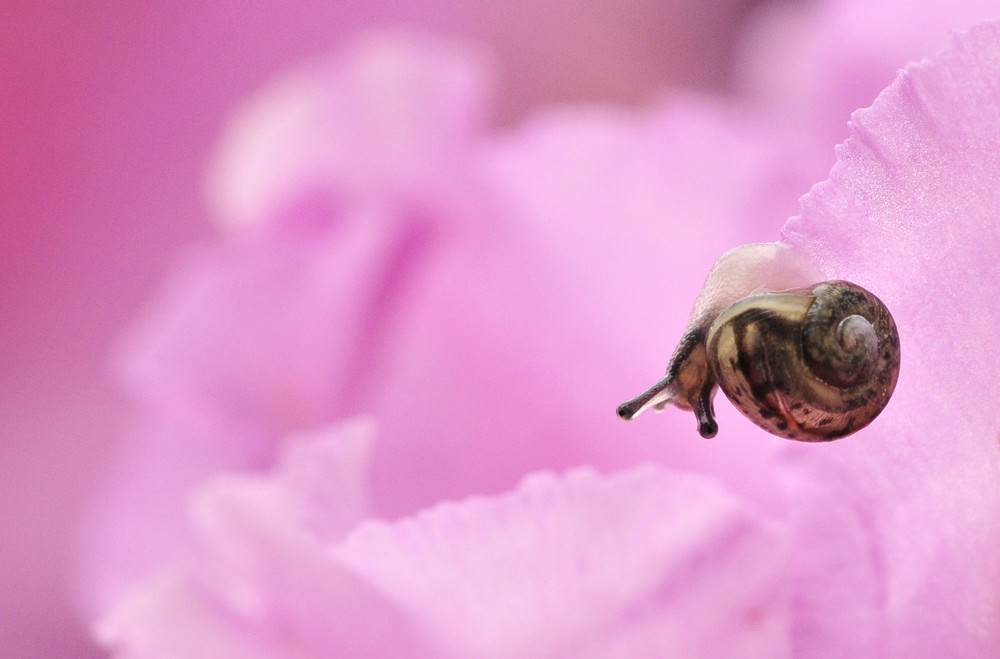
<box><xmin>1</xmin><ymin>0</ymin><xmax>984</xmax><ymax>654</ymax></box>
<box><xmin>0</xmin><ymin>2</ymin><xmax>759</xmax><ymax>654</ymax></box>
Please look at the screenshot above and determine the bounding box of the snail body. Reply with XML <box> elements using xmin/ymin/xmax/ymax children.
<box><xmin>617</xmin><ymin>244</ymin><xmax>900</xmax><ymax>441</ymax></box>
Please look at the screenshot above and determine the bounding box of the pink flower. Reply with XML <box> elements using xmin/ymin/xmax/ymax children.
<box><xmin>82</xmin><ymin>15</ymin><xmax>1000</xmax><ymax>659</ymax></box>
<box><xmin>76</xmin><ymin>32</ymin><xmax>792</xmax><ymax>621</ymax></box>
<box><xmin>99</xmin><ymin>421</ymin><xmax>790</xmax><ymax>657</ymax></box>
<box><xmin>2</xmin><ymin>3</ymin><xmax>744</xmax><ymax>655</ymax></box>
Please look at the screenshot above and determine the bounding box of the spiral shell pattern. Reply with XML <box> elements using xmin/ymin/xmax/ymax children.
<box><xmin>705</xmin><ymin>281</ymin><xmax>900</xmax><ymax>441</ymax></box>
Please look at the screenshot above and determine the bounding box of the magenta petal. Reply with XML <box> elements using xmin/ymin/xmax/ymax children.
<box><xmin>783</xmin><ymin>21</ymin><xmax>1000</xmax><ymax>654</ymax></box>
<box><xmin>335</xmin><ymin>466</ymin><xmax>791</xmax><ymax>657</ymax></box>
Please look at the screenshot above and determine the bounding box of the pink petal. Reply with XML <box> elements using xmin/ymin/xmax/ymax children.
<box><xmin>96</xmin><ymin>571</ymin><xmax>288</xmax><ymax>659</ymax></box>
<box><xmin>739</xmin><ymin>0</ymin><xmax>999</xmax><ymax>144</ymax></box>
<box><xmin>97</xmin><ymin>420</ymin><xmax>441</xmax><ymax>657</ymax></box>
<box><xmin>781</xmin><ymin>21</ymin><xmax>1000</xmax><ymax>654</ymax></box>
<box><xmin>335</xmin><ymin>466</ymin><xmax>792</xmax><ymax>658</ymax></box>
<box><xmin>485</xmin><ymin>96</ymin><xmax>824</xmax><ymax>347</ymax></box>
<box><xmin>78</xmin><ymin>419</ymin><xmax>376</xmax><ymax>625</ymax></box>
<box><xmin>75</xmin><ymin>417</ymin><xmax>248</xmax><ymax>621</ymax></box>
<box><xmin>107</xmin><ymin>32</ymin><xmax>798</xmax><ymax>529</ymax></box>
<box><xmin>207</xmin><ymin>30</ymin><xmax>489</xmax><ymax>233</ymax></box>
<box><xmin>114</xmin><ymin>202</ymin><xmax>429</xmax><ymax>437</ymax></box>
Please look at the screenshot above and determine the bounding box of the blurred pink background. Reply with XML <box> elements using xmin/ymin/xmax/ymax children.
<box><xmin>0</xmin><ymin>1</ymin><xmax>759</xmax><ymax>655</ymax></box>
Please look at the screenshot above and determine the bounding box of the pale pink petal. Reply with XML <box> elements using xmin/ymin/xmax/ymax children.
<box><xmin>208</xmin><ymin>30</ymin><xmax>489</xmax><ymax>233</ymax></box>
<box><xmin>780</xmin><ymin>21</ymin><xmax>1000</xmax><ymax>655</ymax></box>
<box><xmin>334</xmin><ymin>466</ymin><xmax>792</xmax><ymax>658</ymax></box>
<box><xmin>78</xmin><ymin>207</ymin><xmax>415</xmax><ymax>615</ymax></box>
<box><xmin>78</xmin><ymin>419</ymin><xmax>376</xmax><ymax>626</ymax></box>
<box><xmin>485</xmin><ymin>96</ymin><xmax>825</xmax><ymax>349</ymax></box>
<box><xmin>114</xmin><ymin>202</ymin><xmax>429</xmax><ymax>437</ymax></box>
<box><xmin>774</xmin><ymin>453</ymin><xmax>890</xmax><ymax>657</ymax></box>
<box><xmin>97</xmin><ymin>420</ymin><xmax>442</xmax><ymax>658</ymax></box>
<box><xmin>470</xmin><ymin>98</ymin><xmax>828</xmax><ymax>504</ymax></box>
<box><xmin>740</xmin><ymin>0</ymin><xmax>999</xmax><ymax>144</ymax></box>
<box><xmin>106</xmin><ymin>32</ymin><xmax>797</xmax><ymax>529</ymax></box>
<box><xmin>76</xmin><ymin>417</ymin><xmax>250</xmax><ymax>621</ymax></box>
<box><xmin>271</xmin><ymin>417</ymin><xmax>375</xmax><ymax>542</ymax></box>
<box><xmin>96</xmin><ymin>571</ymin><xmax>287</xmax><ymax>659</ymax></box>
<box><xmin>364</xmin><ymin>215</ymin><xmax>791</xmax><ymax>515</ymax></box>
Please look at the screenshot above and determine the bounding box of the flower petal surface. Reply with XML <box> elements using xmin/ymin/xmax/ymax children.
<box><xmin>97</xmin><ymin>419</ymin><xmax>442</xmax><ymax>658</ymax></box>
<box><xmin>782</xmin><ymin>21</ymin><xmax>1000</xmax><ymax>655</ymax></box>
<box><xmin>335</xmin><ymin>466</ymin><xmax>792</xmax><ymax>658</ymax></box>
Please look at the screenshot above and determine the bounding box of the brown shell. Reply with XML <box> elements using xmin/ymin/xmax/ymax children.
<box><xmin>705</xmin><ymin>281</ymin><xmax>900</xmax><ymax>441</ymax></box>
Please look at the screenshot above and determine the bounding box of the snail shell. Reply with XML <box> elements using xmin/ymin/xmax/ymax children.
<box><xmin>703</xmin><ymin>281</ymin><xmax>899</xmax><ymax>441</ymax></box>
<box><xmin>617</xmin><ymin>245</ymin><xmax>900</xmax><ymax>441</ymax></box>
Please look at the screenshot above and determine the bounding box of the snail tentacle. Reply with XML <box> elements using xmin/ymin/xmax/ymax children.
<box><xmin>616</xmin><ymin>374</ymin><xmax>673</xmax><ymax>421</ymax></box>
<box><xmin>616</xmin><ymin>327</ymin><xmax>721</xmax><ymax>437</ymax></box>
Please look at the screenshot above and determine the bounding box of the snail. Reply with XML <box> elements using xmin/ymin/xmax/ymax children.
<box><xmin>616</xmin><ymin>243</ymin><xmax>900</xmax><ymax>441</ymax></box>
